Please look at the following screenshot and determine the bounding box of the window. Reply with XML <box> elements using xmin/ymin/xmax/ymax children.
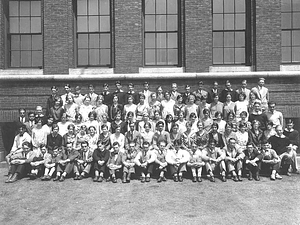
<box><xmin>143</xmin><ymin>0</ymin><xmax>180</xmax><ymax>66</ymax></box>
<box><xmin>282</xmin><ymin>0</ymin><xmax>300</xmax><ymax>63</ymax></box>
<box><xmin>212</xmin><ymin>0</ymin><xmax>250</xmax><ymax>65</ymax></box>
<box><xmin>8</xmin><ymin>0</ymin><xmax>42</xmax><ymax>68</ymax></box>
<box><xmin>76</xmin><ymin>0</ymin><xmax>112</xmax><ymax>67</ymax></box>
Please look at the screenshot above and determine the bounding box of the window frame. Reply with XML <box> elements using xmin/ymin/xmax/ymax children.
<box><xmin>142</xmin><ymin>0</ymin><xmax>182</xmax><ymax>67</ymax></box>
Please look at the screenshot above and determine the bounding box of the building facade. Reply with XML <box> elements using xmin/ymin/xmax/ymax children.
<box><xmin>0</xmin><ymin>0</ymin><xmax>299</xmax><ymax>159</ymax></box>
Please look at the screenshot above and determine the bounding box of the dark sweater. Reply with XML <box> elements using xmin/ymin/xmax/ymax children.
<box><xmin>283</xmin><ymin>129</ymin><xmax>299</xmax><ymax>146</ymax></box>
<box><xmin>268</xmin><ymin>135</ymin><xmax>290</xmax><ymax>155</ymax></box>
<box><xmin>93</xmin><ymin>149</ymin><xmax>110</xmax><ymax>163</ymax></box>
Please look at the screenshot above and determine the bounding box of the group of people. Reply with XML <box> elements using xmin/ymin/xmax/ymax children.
<box><xmin>4</xmin><ymin>78</ymin><xmax>299</xmax><ymax>184</ymax></box>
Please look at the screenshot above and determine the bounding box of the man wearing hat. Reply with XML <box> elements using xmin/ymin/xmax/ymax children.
<box><xmin>251</xmin><ymin>78</ymin><xmax>269</xmax><ymax>111</ymax></box>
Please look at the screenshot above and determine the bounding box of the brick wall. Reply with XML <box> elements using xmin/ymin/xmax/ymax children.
<box><xmin>114</xmin><ymin>0</ymin><xmax>142</xmax><ymax>74</ymax></box>
<box><xmin>185</xmin><ymin>0</ymin><xmax>212</xmax><ymax>72</ymax></box>
<box><xmin>0</xmin><ymin>0</ymin><xmax>4</xmax><ymax>69</ymax></box>
<box><xmin>256</xmin><ymin>0</ymin><xmax>282</xmax><ymax>71</ymax></box>
<box><xmin>43</xmin><ymin>0</ymin><xmax>70</xmax><ymax>74</ymax></box>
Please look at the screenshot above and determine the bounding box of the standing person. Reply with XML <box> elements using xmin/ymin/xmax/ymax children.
<box><xmin>209</xmin><ymin>93</ymin><xmax>223</xmax><ymax>119</ymax></box>
<box><xmin>236</xmin><ymin>79</ymin><xmax>251</xmax><ymax>102</ymax></box>
<box><xmin>46</xmin><ymin>86</ymin><xmax>62</xmax><ymax>116</ymax></box>
<box><xmin>193</xmin><ymin>81</ymin><xmax>209</xmax><ymax>105</ymax></box>
<box><xmin>114</xmin><ymin>81</ymin><xmax>126</xmax><ymax>105</ymax></box>
<box><xmin>95</xmin><ymin>94</ymin><xmax>109</xmax><ymax>123</ymax></box>
<box><xmin>185</xmin><ymin>94</ymin><xmax>198</xmax><ymax>121</ymax></box>
<box><xmin>93</xmin><ymin>141</ymin><xmax>110</xmax><ymax>182</ymax></box>
<box><xmin>15</xmin><ymin>108</ymin><xmax>28</xmax><ymax>129</ymax></box>
<box><xmin>161</xmin><ymin>91</ymin><xmax>175</xmax><ymax>119</ymax></box>
<box><xmin>125</xmin><ymin>83</ymin><xmax>139</xmax><ymax>104</ymax></box>
<box><xmin>134</xmin><ymin>141</ymin><xmax>157</xmax><ymax>182</ymax></box>
<box><xmin>46</xmin><ymin>124</ymin><xmax>63</xmax><ymax>153</ymax></box>
<box><xmin>142</xmin><ymin>81</ymin><xmax>152</xmax><ymax>105</ymax></box>
<box><xmin>109</xmin><ymin>94</ymin><xmax>123</xmax><ymax>122</ymax></box>
<box><xmin>266</xmin><ymin>102</ymin><xmax>284</xmax><ymax>128</ymax></box>
<box><xmin>61</xmin><ymin>84</ymin><xmax>74</xmax><ymax>106</ymax></box>
<box><xmin>135</xmin><ymin>94</ymin><xmax>149</xmax><ymax>123</ymax></box>
<box><xmin>79</xmin><ymin>96</ymin><xmax>93</xmax><ymax>122</ymax></box>
<box><xmin>173</xmin><ymin>95</ymin><xmax>185</xmax><ymax>121</ymax></box>
<box><xmin>87</xmin><ymin>84</ymin><xmax>98</xmax><ymax>107</ymax></box>
<box><xmin>220</xmin><ymin>80</ymin><xmax>238</xmax><ymax>103</ymax></box>
<box><xmin>73</xmin><ymin>85</ymin><xmax>85</xmax><ymax>106</ymax></box>
<box><xmin>122</xmin><ymin>142</ymin><xmax>138</xmax><ymax>183</ymax></box>
<box><xmin>156</xmin><ymin>85</ymin><xmax>165</xmax><ymax>102</ymax></box>
<box><xmin>123</xmin><ymin>95</ymin><xmax>137</xmax><ymax>121</ymax></box>
<box><xmin>251</xmin><ymin>78</ymin><xmax>269</xmax><ymax>111</ymax></box>
<box><xmin>64</xmin><ymin>94</ymin><xmax>79</xmax><ymax>122</ymax></box>
<box><xmin>101</xmin><ymin>83</ymin><xmax>112</xmax><ymax>106</ymax></box>
<box><xmin>24</xmin><ymin>112</ymin><xmax>36</xmax><ymax>136</ymax></box>
<box><xmin>149</xmin><ymin>92</ymin><xmax>161</xmax><ymax>120</ymax></box>
<box><xmin>223</xmin><ymin>94</ymin><xmax>236</xmax><ymax>124</ymax></box>
<box><xmin>202</xmin><ymin>109</ymin><xmax>213</xmax><ymax>132</ymax></box>
<box><xmin>170</xmin><ymin>82</ymin><xmax>181</xmax><ymax>101</ymax></box>
<box><xmin>32</xmin><ymin>118</ymin><xmax>47</xmax><ymax>152</ymax></box>
<box><xmin>49</xmin><ymin>97</ymin><xmax>65</xmax><ymax>123</ymax></box>
<box><xmin>249</xmin><ymin>101</ymin><xmax>268</xmax><ymax>131</ymax></box>
<box><xmin>284</xmin><ymin>119</ymin><xmax>299</xmax><ymax>147</ymax></box>
<box><xmin>208</xmin><ymin>81</ymin><xmax>220</xmax><ymax>104</ymax></box>
<box><xmin>235</xmin><ymin>93</ymin><xmax>248</xmax><ymax>122</ymax></box>
<box><xmin>197</xmin><ymin>96</ymin><xmax>210</xmax><ymax>120</ymax></box>
<box><xmin>166</xmin><ymin>139</ymin><xmax>190</xmax><ymax>182</ymax></box>
<box><xmin>35</xmin><ymin>106</ymin><xmax>46</xmax><ymax>125</ymax></box>
<box><xmin>244</xmin><ymin>143</ymin><xmax>262</xmax><ymax>181</ymax></box>
<box><xmin>182</xmin><ymin>84</ymin><xmax>192</xmax><ymax>104</ymax></box>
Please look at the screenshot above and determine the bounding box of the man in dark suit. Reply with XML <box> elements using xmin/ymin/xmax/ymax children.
<box><xmin>125</xmin><ymin>83</ymin><xmax>139</xmax><ymax>105</ymax></box>
<box><xmin>101</xmin><ymin>83</ymin><xmax>112</xmax><ymax>106</ymax></box>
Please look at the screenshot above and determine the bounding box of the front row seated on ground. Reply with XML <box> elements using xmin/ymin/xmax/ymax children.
<box><xmin>5</xmin><ymin>138</ymin><xmax>297</xmax><ymax>183</ymax></box>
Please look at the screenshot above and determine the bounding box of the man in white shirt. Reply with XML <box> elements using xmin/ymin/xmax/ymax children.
<box><xmin>236</xmin><ymin>79</ymin><xmax>250</xmax><ymax>101</ymax></box>
<box><xmin>251</xmin><ymin>78</ymin><xmax>269</xmax><ymax>111</ymax></box>
<box><xmin>265</xmin><ymin>102</ymin><xmax>283</xmax><ymax>128</ymax></box>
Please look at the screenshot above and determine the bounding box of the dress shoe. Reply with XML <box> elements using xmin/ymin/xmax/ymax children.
<box><xmin>237</xmin><ymin>176</ymin><xmax>243</xmax><ymax>182</ymax></box>
<box><xmin>5</xmin><ymin>174</ymin><xmax>13</xmax><ymax>183</ymax></box>
<box><xmin>254</xmin><ymin>175</ymin><xmax>260</xmax><ymax>181</ymax></box>
<box><xmin>41</xmin><ymin>176</ymin><xmax>47</xmax><ymax>181</ymax></box>
<box><xmin>126</xmin><ymin>176</ymin><xmax>131</xmax><ymax>183</ymax></box>
<box><xmin>9</xmin><ymin>173</ymin><xmax>18</xmax><ymax>183</ymax></box>
<box><xmin>286</xmin><ymin>172</ymin><xmax>292</xmax><ymax>176</ymax></box>
<box><xmin>157</xmin><ymin>177</ymin><xmax>162</xmax><ymax>183</ymax></box>
<box><xmin>46</xmin><ymin>175</ymin><xmax>52</xmax><ymax>181</ymax></box>
<box><xmin>77</xmin><ymin>175</ymin><xmax>82</xmax><ymax>180</ymax></box>
<box><xmin>81</xmin><ymin>172</ymin><xmax>88</xmax><ymax>178</ymax></box>
<box><xmin>248</xmin><ymin>172</ymin><xmax>253</xmax><ymax>181</ymax></box>
<box><xmin>93</xmin><ymin>176</ymin><xmax>99</xmax><ymax>182</ymax></box>
<box><xmin>73</xmin><ymin>175</ymin><xmax>78</xmax><ymax>180</ymax></box>
<box><xmin>197</xmin><ymin>177</ymin><xmax>202</xmax><ymax>182</ymax></box>
<box><xmin>232</xmin><ymin>176</ymin><xmax>239</xmax><ymax>182</ymax></box>
<box><xmin>275</xmin><ymin>173</ymin><xmax>282</xmax><ymax>179</ymax></box>
<box><xmin>210</xmin><ymin>176</ymin><xmax>215</xmax><ymax>182</ymax></box>
<box><xmin>98</xmin><ymin>176</ymin><xmax>103</xmax><ymax>182</ymax></box>
<box><xmin>178</xmin><ymin>176</ymin><xmax>183</xmax><ymax>182</ymax></box>
<box><xmin>145</xmin><ymin>177</ymin><xmax>150</xmax><ymax>182</ymax></box>
<box><xmin>29</xmin><ymin>173</ymin><xmax>37</xmax><ymax>180</ymax></box>
<box><xmin>59</xmin><ymin>176</ymin><xmax>65</xmax><ymax>182</ymax></box>
<box><xmin>106</xmin><ymin>176</ymin><xmax>111</xmax><ymax>182</ymax></box>
<box><xmin>192</xmin><ymin>177</ymin><xmax>197</xmax><ymax>182</ymax></box>
<box><xmin>53</xmin><ymin>176</ymin><xmax>60</xmax><ymax>181</ymax></box>
<box><xmin>122</xmin><ymin>175</ymin><xmax>127</xmax><ymax>183</ymax></box>
<box><xmin>112</xmin><ymin>177</ymin><xmax>117</xmax><ymax>183</ymax></box>
<box><xmin>173</xmin><ymin>176</ymin><xmax>178</xmax><ymax>182</ymax></box>
<box><xmin>162</xmin><ymin>176</ymin><xmax>167</xmax><ymax>182</ymax></box>
<box><xmin>270</xmin><ymin>174</ymin><xmax>276</xmax><ymax>181</ymax></box>
<box><xmin>141</xmin><ymin>177</ymin><xmax>146</xmax><ymax>183</ymax></box>
<box><xmin>221</xmin><ymin>176</ymin><xmax>226</xmax><ymax>182</ymax></box>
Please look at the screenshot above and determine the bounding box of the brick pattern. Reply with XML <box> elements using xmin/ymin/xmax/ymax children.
<box><xmin>68</xmin><ymin>0</ymin><xmax>75</xmax><ymax>68</ymax></box>
<box><xmin>0</xmin><ymin>0</ymin><xmax>4</xmax><ymax>69</ymax></box>
<box><xmin>114</xmin><ymin>0</ymin><xmax>142</xmax><ymax>74</ymax></box>
<box><xmin>256</xmin><ymin>0</ymin><xmax>282</xmax><ymax>71</ymax></box>
<box><xmin>185</xmin><ymin>0</ymin><xmax>212</xmax><ymax>72</ymax></box>
<box><xmin>43</xmin><ymin>0</ymin><xmax>70</xmax><ymax>74</ymax></box>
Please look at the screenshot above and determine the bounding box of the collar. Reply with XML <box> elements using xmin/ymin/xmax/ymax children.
<box><xmin>275</xmin><ymin>134</ymin><xmax>286</xmax><ymax>138</ymax></box>
<box><xmin>284</xmin><ymin>128</ymin><xmax>294</xmax><ymax>132</ymax></box>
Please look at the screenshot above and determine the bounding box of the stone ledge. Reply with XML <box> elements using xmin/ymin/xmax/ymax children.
<box><xmin>139</xmin><ymin>67</ymin><xmax>184</xmax><ymax>73</ymax></box>
<box><xmin>280</xmin><ymin>64</ymin><xmax>300</xmax><ymax>71</ymax></box>
<box><xmin>209</xmin><ymin>66</ymin><xmax>252</xmax><ymax>72</ymax></box>
<box><xmin>69</xmin><ymin>68</ymin><xmax>114</xmax><ymax>75</ymax></box>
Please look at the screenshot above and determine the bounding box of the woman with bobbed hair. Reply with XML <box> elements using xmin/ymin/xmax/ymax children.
<box><xmin>248</xmin><ymin>120</ymin><xmax>266</xmax><ymax>149</ymax></box>
<box><xmin>161</xmin><ymin>91</ymin><xmax>175</xmax><ymax>119</ymax></box>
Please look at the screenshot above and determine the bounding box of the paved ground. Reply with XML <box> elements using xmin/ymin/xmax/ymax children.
<box><xmin>1</xmin><ymin>167</ymin><xmax>300</xmax><ymax>225</ymax></box>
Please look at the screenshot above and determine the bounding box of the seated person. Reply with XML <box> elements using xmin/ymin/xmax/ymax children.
<box><xmin>154</xmin><ymin>140</ymin><xmax>169</xmax><ymax>182</ymax></box>
<box><xmin>29</xmin><ymin>144</ymin><xmax>52</xmax><ymax>180</ymax></box>
<box><xmin>224</xmin><ymin>138</ymin><xmax>245</xmax><ymax>182</ymax></box>
<box><xmin>261</xmin><ymin>141</ymin><xmax>282</xmax><ymax>181</ymax></box>
<box><xmin>92</xmin><ymin>141</ymin><xmax>110</xmax><ymax>182</ymax></box>
<box><xmin>244</xmin><ymin>143</ymin><xmax>262</xmax><ymax>181</ymax></box>
<box><xmin>134</xmin><ymin>141</ymin><xmax>157</xmax><ymax>183</ymax></box>
<box><xmin>122</xmin><ymin>142</ymin><xmax>138</xmax><ymax>183</ymax></box>
<box><xmin>107</xmin><ymin>142</ymin><xmax>123</xmax><ymax>183</ymax></box>
<box><xmin>187</xmin><ymin>141</ymin><xmax>205</xmax><ymax>182</ymax></box>
<box><xmin>73</xmin><ymin>141</ymin><xmax>93</xmax><ymax>180</ymax></box>
<box><xmin>166</xmin><ymin>139</ymin><xmax>190</xmax><ymax>182</ymax></box>
<box><xmin>53</xmin><ymin>142</ymin><xmax>80</xmax><ymax>182</ymax></box>
<box><xmin>41</xmin><ymin>147</ymin><xmax>59</xmax><ymax>181</ymax></box>
<box><xmin>202</xmin><ymin>139</ymin><xmax>226</xmax><ymax>182</ymax></box>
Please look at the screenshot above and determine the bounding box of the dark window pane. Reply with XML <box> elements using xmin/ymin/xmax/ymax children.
<box><xmin>213</xmin><ymin>32</ymin><xmax>223</xmax><ymax>47</ymax></box>
<box><xmin>78</xmin><ymin>34</ymin><xmax>88</xmax><ymax>48</ymax></box>
<box><xmin>235</xmin><ymin>32</ymin><xmax>245</xmax><ymax>47</ymax></box>
<box><xmin>31</xmin><ymin>1</ymin><xmax>41</xmax><ymax>16</ymax></box>
<box><xmin>145</xmin><ymin>49</ymin><xmax>155</xmax><ymax>65</ymax></box>
<box><xmin>145</xmin><ymin>0</ymin><xmax>155</xmax><ymax>14</ymax></box>
<box><xmin>145</xmin><ymin>33</ymin><xmax>155</xmax><ymax>48</ymax></box>
<box><xmin>293</xmin><ymin>13</ymin><xmax>300</xmax><ymax>28</ymax></box>
<box><xmin>282</xmin><ymin>47</ymin><xmax>291</xmax><ymax>62</ymax></box>
<box><xmin>213</xmin><ymin>0</ymin><xmax>223</xmax><ymax>13</ymax></box>
<box><xmin>282</xmin><ymin>13</ymin><xmax>292</xmax><ymax>29</ymax></box>
<box><xmin>89</xmin><ymin>49</ymin><xmax>100</xmax><ymax>65</ymax></box>
<box><xmin>224</xmin><ymin>0</ymin><xmax>234</xmax><ymax>13</ymax></box>
<box><xmin>224</xmin><ymin>14</ymin><xmax>234</xmax><ymax>30</ymax></box>
<box><xmin>145</xmin><ymin>15</ymin><xmax>155</xmax><ymax>31</ymax></box>
<box><xmin>292</xmin><ymin>47</ymin><xmax>300</xmax><ymax>61</ymax></box>
<box><xmin>156</xmin><ymin>0</ymin><xmax>166</xmax><ymax>14</ymax></box>
<box><xmin>20</xmin><ymin>17</ymin><xmax>30</xmax><ymax>33</ymax></box>
<box><xmin>77</xmin><ymin>0</ymin><xmax>87</xmax><ymax>15</ymax></box>
<box><xmin>21</xmin><ymin>35</ymin><xmax>31</xmax><ymax>50</ymax></box>
<box><xmin>292</xmin><ymin>30</ymin><xmax>300</xmax><ymax>45</ymax></box>
<box><xmin>11</xmin><ymin>51</ymin><xmax>21</xmax><ymax>67</ymax></box>
<box><xmin>31</xmin><ymin>17</ymin><xmax>41</xmax><ymax>33</ymax></box>
<box><xmin>100</xmin><ymin>49</ymin><xmax>110</xmax><ymax>65</ymax></box>
<box><xmin>293</xmin><ymin>0</ymin><xmax>300</xmax><ymax>11</ymax></box>
<box><xmin>100</xmin><ymin>16</ymin><xmax>110</xmax><ymax>31</ymax></box>
<box><xmin>235</xmin><ymin>48</ymin><xmax>245</xmax><ymax>63</ymax></box>
<box><xmin>10</xmin><ymin>18</ymin><xmax>19</xmax><ymax>33</ymax></box>
<box><xmin>235</xmin><ymin>14</ymin><xmax>245</xmax><ymax>29</ymax></box>
<box><xmin>282</xmin><ymin>31</ymin><xmax>291</xmax><ymax>46</ymax></box>
<box><xmin>100</xmin><ymin>0</ymin><xmax>110</xmax><ymax>15</ymax></box>
<box><xmin>89</xmin><ymin>0</ymin><xmax>99</xmax><ymax>15</ymax></box>
<box><xmin>156</xmin><ymin>15</ymin><xmax>166</xmax><ymax>31</ymax></box>
<box><xmin>77</xmin><ymin>16</ymin><xmax>88</xmax><ymax>32</ymax></box>
<box><xmin>167</xmin><ymin>49</ymin><xmax>178</xmax><ymax>65</ymax></box>
<box><xmin>32</xmin><ymin>51</ymin><xmax>42</xmax><ymax>67</ymax></box>
<box><xmin>9</xmin><ymin>1</ymin><xmax>19</xmax><ymax>16</ymax></box>
<box><xmin>224</xmin><ymin>48</ymin><xmax>234</xmax><ymax>64</ymax></box>
<box><xmin>213</xmin><ymin>48</ymin><xmax>223</xmax><ymax>64</ymax></box>
<box><xmin>157</xmin><ymin>49</ymin><xmax>167</xmax><ymax>65</ymax></box>
<box><xmin>89</xmin><ymin>34</ymin><xmax>100</xmax><ymax>48</ymax></box>
<box><xmin>20</xmin><ymin>1</ymin><xmax>30</xmax><ymax>16</ymax></box>
<box><xmin>235</xmin><ymin>0</ymin><xmax>245</xmax><ymax>13</ymax></box>
<box><xmin>167</xmin><ymin>33</ymin><xmax>177</xmax><ymax>48</ymax></box>
<box><xmin>282</xmin><ymin>0</ymin><xmax>291</xmax><ymax>12</ymax></box>
<box><xmin>167</xmin><ymin>0</ymin><xmax>177</xmax><ymax>14</ymax></box>
<box><xmin>32</xmin><ymin>35</ymin><xmax>42</xmax><ymax>50</ymax></box>
<box><xmin>100</xmin><ymin>34</ymin><xmax>110</xmax><ymax>48</ymax></box>
<box><xmin>167</xmin><ymin>15</ymin><xmax>177</xmax><ymax>31</ymax></box>
<box><xmin>157</xmin><ymin>33</ymin><xmax>166</xmax><ymax>48</ymax></box>
<box><xmin>11</xmin><ymin>35</ymin><xmax>20</xmax><ymax>50</ymax></box>
<box><xmin>213</xmin><ymin>14</ymin><xmax>223</xmax><ymax>30</ymax></box>
<box><xmin>21</xmin><ymin>51</ymin><xmax>31</xmax><ymax>67</ymax></box>
<box><xmin>78</xmin><ymin>49</ymin><xmax>88</xmax><ymax>65</ymax></box>
<box><xmin>224</xmin><ymin>32</ymin><xmax>234</xmax><ymax>47</ymax></box>
<box><xmin>89</xmin><ymin>16</ymin><xmax>99</xmax><ymax>32</ymax></box>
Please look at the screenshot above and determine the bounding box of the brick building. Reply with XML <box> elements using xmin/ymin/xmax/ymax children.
<box><xmin>0</xmin><ymin>0</ymin><xmax>299</xmax><ymax>160</ymax></box>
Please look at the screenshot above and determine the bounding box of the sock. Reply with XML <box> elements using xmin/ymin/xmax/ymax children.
<box><xmin>49</xmin><ymin>167</ymin><xmax>55</xmax><ymax>176</ymax></box>
<box><xmin>160</xmin><ymin>171</ymin><xmax>164</xmax><ymax>177</ymax></box>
